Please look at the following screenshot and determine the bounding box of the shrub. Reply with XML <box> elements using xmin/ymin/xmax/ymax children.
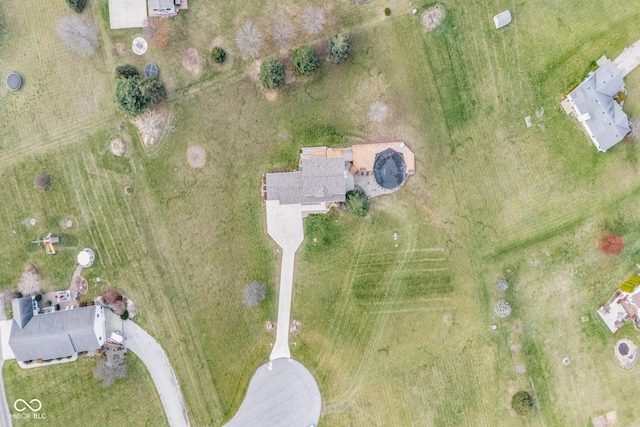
<box><xmin>120</xmin><ymin>310</ymin><xmax>129</xmax><ymax>320</ymax></box>
<box><xmin>115</xmin><ymin>76</ymin><xmax>150</xmax><ymax>116</ymax></box>
<box><xmin>292</xmin><ymin>45</ymin><xmax>320</xmax><ymax>76</ymax></box>
<box><xmin>259</xmin><ymin>58</ymin><xmax>285</xmax><ymax>90</ymax></box>
<box><xmin>138</xmin><ymin>78</ymin><xmax>166</xmax><ymax>105</ymax></box>
<box><xmin>45</xmin><ymin>300</ymin><xmax>52</xmax><ymax>307</ymax></box>
<box><xmin>35</xmin><ymin>294</ymin><xmax>42</xmax><ymax>302</ymax></box>
<box><xmin>384</xmin><ymin>7</ymin><xmax>391</xmax><ymax>16</ymax></box>
<box><xmin>65</xmin><ymin>0</ymin><xmax>87</xmax><ymax>13</ymax></box>
<box><xmin>328</xmin><ymin>33</ymin><xmax>351</xmax><ymax>64</ymax></box>
<box><xmin>494</xmin><ymin>299</ymin><xmax>512</xmax><ymax>318</ymax></box>
<box><xmin>345</xmin><ymin>190</ymin><xmax>370</xmax><ymax>217</ymax></box>
<box><xmin>511</xmin><ymin>391</ymin><xmax>534</xmax><ymax>416</ymax></box>
<box><xmin>211</xmin><ymin>47</ymin><xmax>226</xmax><ymax>63</ymax></box>
<box><xmin>116</xmin><ymin>64</ymin><xmax>139</xmax><ymax>79</ymax></box>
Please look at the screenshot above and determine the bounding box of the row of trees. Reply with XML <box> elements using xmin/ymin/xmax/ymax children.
<box><xmin>259</xmin><ymin>34</ymin><xmax>351</xmax><ymax>90</ymax></box>
<box><xmin>114</xmin><ymin>65</ymin><xmax>166</xmax><ymax>116</ymax></box>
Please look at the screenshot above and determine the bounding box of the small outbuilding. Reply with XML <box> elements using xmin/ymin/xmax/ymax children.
<box><xmin>493</xmin><ymin>10</ymin><xmax>512</xmax><ymax>29</ymax></box>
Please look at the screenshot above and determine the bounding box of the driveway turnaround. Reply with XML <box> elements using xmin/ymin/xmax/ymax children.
<box><xmin>107</xmin><ymin>312</ymin><xmax>190</xmax><ymax>427</ymax></box>
<box><xmin>614</xmin><ymin>38</ymin><xmax>640</xmax><ymax>77</ymax></box>
<box><xmin>224</xmin><ymin>358</ymin><xmax>321</xmax><ymax>427</ymax></box>
<box><xmin>266</xmin><ymin>200</ymin><xmax>304</xmax><ymax>360</ymax></box>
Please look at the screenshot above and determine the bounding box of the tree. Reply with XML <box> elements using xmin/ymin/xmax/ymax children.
<box><xmin>57</xmin><ymin>15</ymin><xmax>99</xmax><ymax>57</ymax></box>
<box><xmin>139</xmin><ymin>78</ymin><xmax>166</xmax><ymax>105</ymax></box>
<box><xmin>511</xmin><ymin>391</ymin><xmax>534</xmax><ymax>416</ymax></box>
<box><xmin>211</xmin><ymin>47</ymin><xmax>226</xmax><ymax>63</ymax></box>
<box><xmin>131</xmin><ymin>107</ymin><xmax>173</xmax><ymax>147</ymax></box>
<box><xmin>65</xmin><ymin>0</ymin><xmax>87</xmax><ymax>13</ymax></box>
<box><xmin>115</xmin><ymin>76</ymin><xmax>150</xmax><ymax>115</ymax></box>
<box><xmin>94</xmin><ymin>347</ymin><xmax>127</xmax><ymax>387</ymax></box>
<box><xmin>494</xmin><ymin>299</ymin><xmax>512</xmax><ymax>318</ymax></box>
<box><xmin>120</xmin><ymin>310</ymin><xmax>129</xmax><ymax>320</ymax></box>
<box><xmin>236</xmin><ymin>21</ymin><xmax>262</xmax><ymax>58</ymax></box>
<box><xmin>272</xmin><ymin>18</ymin><xmax>294</xmax><ymax>47</ymax></box>
<box><xmin>328</xmin><ymin>33</ymin><xmax>351</xmax><ymax>63</ymax></box>
<box><xmin>345</xmin><ymin>190</ymin><xmax>370</xmax><ymax>217</ymax></box>
<box><xmin>303</xmin><ymin>6</ymin><xmax>325</xmax><ymax>34</ymax></box>
<box><xmin>243</xmin><ymin>281</ymin><xmax>267</xmax><ymax>307</ymax></box>
<box><xmin>116</xmin><ymin>64</ymin><xmax>139</xmax><ymax>79</ymax></box>
<box><xmin>292</xmin><ymin>45</ymin><xmax>320</xmax><ymax>76</ymax></box>
<box><xmin>259</xmin><ymin>59</ymin><xmax>285</xmax><ymax>90</ymax></box>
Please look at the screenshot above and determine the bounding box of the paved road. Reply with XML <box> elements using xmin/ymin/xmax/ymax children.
<box><xmin>224</xmin><ymin>358</ymin><xmax>321</xmax><ymax>427</ymax></box>
<box><xmin>265</xmin><ymin>201</ymin><xmax>304</xmax><ymax>360</ymax></box>
<box><xmin>0</xmin><ymin>352</ymin><xmax>11</xmax><ymax>427</ymax></box>
<box><xmin>107</xmin><ymin>312</ymin><xmax>190</xmax><ymax>427</ymax></box>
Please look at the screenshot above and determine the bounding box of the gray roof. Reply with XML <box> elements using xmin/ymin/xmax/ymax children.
<box><xmin>149</xmin><ymin>0</ymin><xmax>175</xmax><ymax>13</ymax></box>
<box><xmin>266</xmin><ymin>156</ymin><xmax>346</xmax><ymax>205</ymax></box>
<box><xmin>9</xmin><ymin>305</ymin><xmax>105</xmax><ymax>361</ymax></box>
<box><xmin>12</xmin><ymin>297</ymin><xmax>34</xmax><ymax>329</ymax></box>
<box><xmin>568</xmin><ymin>60</ymin><xmax>630</xmax><ymax>151</ymax></box>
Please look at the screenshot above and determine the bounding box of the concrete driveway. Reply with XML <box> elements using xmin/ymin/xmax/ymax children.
<box><xmin>224</xmin><ymin>358</ymin><xmax>321</xmax><ymax>427</ymax></box>
<box><xmin>614</xmin><ymin>39</ymin><xmax>640</xmax><ymax>77</ymax></box>
<box><xmin>266</xmin><ymin>201</ymin><xmax>304</xmax><ymax>361</ymax></box>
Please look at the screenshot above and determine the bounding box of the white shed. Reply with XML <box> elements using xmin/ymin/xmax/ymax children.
<box><xmin>493</xmin><ymin>10</ymin><xmax>512</xmax><ymax>29</ymax></box>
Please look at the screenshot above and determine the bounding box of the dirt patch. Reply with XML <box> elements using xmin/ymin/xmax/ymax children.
<box><xmin>110</xmin><ymin>138</ymin><xmax>126</xmax><ymax>156</ymax></box>
<box><xmin>422</xmin><ymin>4</ymin><xmax>445</xmax><ymax>31</ymax></box>
<box><xmin>113</xmin><ymin>42</ymin><xmax>125</xmax><ymax>56</ymax></box>
<box><xmin>144</xmin><ymin>18</ymin><xmax>169</xmax><ymax>48</ymax></box>
<box><xmin>510</xmin><ymin>343</ymin><xmax>521</xmax><ymax>352</ymax></box>
<box><xmin>598</xmin><ymin>234</ymin><xmax>624</xmax><ymax>255</ymax></box>
<box><xmin>265</xmin><ymin>90</ymin><xmax>278</xmax><ymax>102</ymax></box>
<box><xmin>515</xmin><ymin>364</ymin><xmax>526</xmax><ymax>374</ymax></box>
<box><xmin>186</xmin><ymin>146</ymin><xmax>206</xmax><ymax>169</ymax></box>
<box><xmin>443</xmin><ymin>313</ymin><xmax>454</xmax><ymax>326</ymax></box>
<box><xmin>290</xmin><ymin>320</ymin><xmax>301</xmax><ymax>334</ymax></box>
<box><xmin>247</xmin><ymin>60</ymin><xmax>262</xmax><ymax>82</ymax></box>
<box><xmin>368</xmin><ymin>100</ymin><xmax>389</xmax><ymax>122</ymax></box>
<box><xmin>182</xmin><ymin>48</ymin><xmax>202</xmax><ymax>76</ymax></box>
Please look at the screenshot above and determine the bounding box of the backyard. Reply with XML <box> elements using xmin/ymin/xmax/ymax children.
<box><xmin>2</xmin><ymin>0</ymin><xmax>640</xmax><ymax>426</ymax></box>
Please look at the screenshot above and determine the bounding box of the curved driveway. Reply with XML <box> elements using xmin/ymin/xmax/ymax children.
<box><xmin>224</xmin><ymin>358</ymin><xmax>321</xmax><ymax>427</ymax></box>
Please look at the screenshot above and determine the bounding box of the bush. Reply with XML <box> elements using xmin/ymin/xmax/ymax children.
<box><xmin>65</xmin><ymin>0</ymin><xmax>87</xmax><ymax>13</ymax></box>
<box><xmin>511</xmin><ymin>391</ymin><xmax>534</xmax><ymax>416</ymax></box>
<box><xmin>115</xmin><ymin>76</ymin><xmax>150</xmax><ymax>116</ymax></box>
<box><xmin>120</xmin><ymin>310</ymin><xmax>129</xmax><ymax>320</ymax></box>
<box><xmin>384</xmin><ymin>7</ymin><xmax>391</xmax><ymax>16</ymax></box>
<box><xmin>345</xmin><ymin>190</ymin><xmax>370</xmax><ymax>217</ymax></box>
<box><xmin>292</xmin><ymin>45</ymin><xmax>320</xmax><ymax>76</ymax></box>
<box><xmin>328</xmin><ymin>33</ymin><xmax>351</xmax><ymax>64</ymax></box>
<box><xmin>211</xmin><ymin>47</ymin><xmax>226</xmax><ymax>63</ymax></box>
<box><xmin>116</xmin><ymin>64</ymin><xmax>139</xmax><ymax>79</ymax></box>
<box><xmin>35</xmin><ymin>294</ymin><xmax>42</xmax><ymax>302</ymax></box>
<box><xmin>259</xmin><ymin>58</ymin><xmax>285</xmax><ymax>90</ymax></box>
<box><xmin>494</xmin><ymin>299</ymin><xmax>512</xmax><ymax>318</ymax></box>
<box><xmin>139</xmin><ymin>78</ymin><xmax>166</xmax><ymax>105</ymax></box>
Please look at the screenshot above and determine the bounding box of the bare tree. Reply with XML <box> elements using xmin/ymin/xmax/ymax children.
<box><xmin>131</xmin><ymin>107</ymin><xmax>173</xmax><ymax>147</ymax></box>
<box><xmin>272</xmin><ymin>18</ymin><xmax>294</xmax><ymax>47</ymax></box>
<box><xmin>303</xmin><ymin>6</ymin><xmax>326</xmax><ymax>35</ymax></box>
<box><xmin>236</xmin><ymin>21</ymin><xmax>262</xmax><ymax>58</ymax></box>
<box><xmin>494</xmin><ymin>299</ymin><xmax>512</xmax><ymax>318</ymax></box>
<box><xmin>368</xmin><ymin>101</ymin><xmax>389</xmax><ymax>122</ymax></box>
<box><xmin>94</xmin><ymin>347</ymin><xmax>127</xmax><ymax>387</ymax></box>
<box><xmin>18</xmin><ymin>264</ymin><xmax>40</xmax><ymax>297</ymax></box>
<box><xmin>243</xmin><ymin>281</ymin><xmax>267</xmax><ymax>307</ymax></box>
<box><xmin>57</xmin><ymin>15</ymin><xmax>99</xmax><ymax>57</ymax></box>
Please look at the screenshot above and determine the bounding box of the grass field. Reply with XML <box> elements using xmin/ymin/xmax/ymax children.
<box><xmin>2</xmin><ymin>0</ymin><xmax>640</xmax><ymax>425</ymax></box>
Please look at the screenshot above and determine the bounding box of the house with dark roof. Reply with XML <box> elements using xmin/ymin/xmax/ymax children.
<box><xmin>566</xmin><ymin>60</ymin><xmax>630</xmax><ymax>151</ymax></box>
<box><xmin>8</xmin><ymin>296</ymin><xmax>106</xmax><ymax>362</ymax></box>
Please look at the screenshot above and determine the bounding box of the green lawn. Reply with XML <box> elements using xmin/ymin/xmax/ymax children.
<box><xmin>2</xmin><ymin>0</ymin><xmax>640</xmax><ymax>425</ymax></box>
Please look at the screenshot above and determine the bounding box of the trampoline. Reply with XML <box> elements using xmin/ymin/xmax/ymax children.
<box><xmin>619</xmin><ymin>343</ymin><xmax>629</xmax><ymax>356</ymax></box>
<box><xmin>6</xmin><ymin>73</ymin><xmax>22</xmax><ymax>91</ymax></box>
<box><xmin>373</xmin><ymin>148</ymin><xmax>406</xmax><ymax>190</ymax></box>
<box><xmin>144</xmin><ymin>62</ymin><xmax>159</xmax><ymax>78</ymax></box>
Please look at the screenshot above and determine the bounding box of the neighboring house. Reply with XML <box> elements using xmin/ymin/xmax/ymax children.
<box><xmin>598</xmin><ymin>276</ymin><xmax>640</xmax><ymax>333</ymax></box>
<box><xmin>565</xmin><ymin>60</ymin><xmax>630</xmax><ymax>152</ymax></box>
<box><xmin>148</xmin><ymin>0</ymin><xmax>188</xmax><ymax>18</ymax></box>
<box><xmin>8</xmin><ymin>296</ymin><xmax>106</xmax><ymax>362</ymax></box>
<box><xmin>263</xmin><ymin>143</ymin><xmax>415</xmax><ymax>210</ymax></box>
<box><xmin>108</xmin><ymin>0</ymin><xmax>187</xmax><ymax>29</ymax></box>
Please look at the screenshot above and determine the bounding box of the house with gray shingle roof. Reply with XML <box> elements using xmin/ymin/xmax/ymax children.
<box><xmin>566</xmin><ymin>60</ymin><xmax>630</xmax><ymax>151</ymax></box>
<box><xmin>8</xmin><ymin>296</ymin><xmax>106</xmax><ymax>362</ymax></box>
